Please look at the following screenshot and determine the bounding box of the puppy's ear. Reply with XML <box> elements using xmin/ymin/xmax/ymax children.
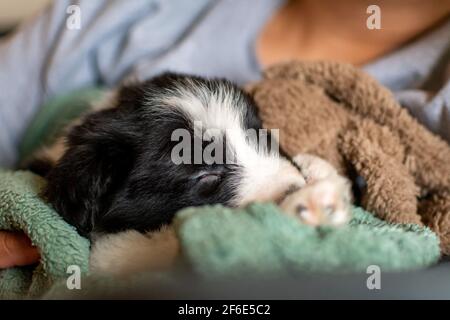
<box><xmin>44</xmin><ymin>108</ymin><xmax>140</xmax><ymax>237</ymax></box>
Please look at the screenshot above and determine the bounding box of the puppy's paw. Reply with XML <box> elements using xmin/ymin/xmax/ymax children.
<box><xmin>279</xmin><ymin>176</ymin><xmax>352</xmax><ymax>227</ymax></box>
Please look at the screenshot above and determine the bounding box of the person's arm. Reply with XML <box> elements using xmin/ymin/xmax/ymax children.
<box><xmin>0</xmin><ymin>0</ymin><xmax>73</xmax><ymax>167</ymax></box>
<box><xmin>0</xmin><ymin>231</ymin><xmax>40</xmax><ymax>268</ymax></box>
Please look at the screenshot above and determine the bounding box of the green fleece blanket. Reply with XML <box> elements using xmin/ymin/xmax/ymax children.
<box><xmin>0</xmin><ymin>168</ymin><xmax>441</xmax><ymax>298</ymax></box>
<box><xmin>0</xmin><ymin>88</ymin><xmax>441</xmax><ymax>299</ymax></box>
<box><xmin>0</xmin><ymin>170</ymin><xmax>90</xmax><ymax>299</ymax></box>
<box><xmin>174</xmin><ymin>204</ymin><xmax>440</xmax><ymax>276</ymax></box>
<box><xmin>45</xmin><ymin>203</ymin><xmax>440</xmax><ymax>299</ymax></box>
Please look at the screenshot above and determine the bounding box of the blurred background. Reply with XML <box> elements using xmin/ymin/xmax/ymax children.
<box><xmin>0</xmin><ymin>0</ymin><xmax>50</xmax><ymax>35</ymax></box>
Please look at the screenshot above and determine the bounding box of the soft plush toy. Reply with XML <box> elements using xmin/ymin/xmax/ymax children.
<box><xmin>248</xmin><ymin>61</ymin><xmax>450</xmax><ymax>253</ymax></box>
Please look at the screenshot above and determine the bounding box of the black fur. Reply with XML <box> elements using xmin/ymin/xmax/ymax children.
<box><xmin>40</xmin><ymin>73</ymin><xmax>266</xmax><ymax>237</ymax></box>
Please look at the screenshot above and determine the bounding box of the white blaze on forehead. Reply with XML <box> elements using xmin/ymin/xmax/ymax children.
<box><xmin>159</xmin><ymin>81</ymin><xmax>244</xmax><ymax>135</ymax></box>
<box><xmin>152</xmin><ymin>81</ymin><xmax>301</xmax><ymax>205</ymax></box>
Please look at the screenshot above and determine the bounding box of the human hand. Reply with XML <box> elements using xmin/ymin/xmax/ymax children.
<box><xmin>0</xmin><ymin>231</ymin><xmax>40</xmax><ymax>268</ymax></box>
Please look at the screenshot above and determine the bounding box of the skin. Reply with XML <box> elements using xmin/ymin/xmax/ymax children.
<box><xmin>257</xmin><ymin>0</ymin><xmax>450</xmax><ymax>66</ymax></box>
<box><xmin>2</xmin><ymin>0</ymin><xmax>450</xmax><ymax>267</ymax></box>
<box><xmin>0</xmin><ymin>231</ymin><xmax>40</xmax><ymax>268</ymax></box>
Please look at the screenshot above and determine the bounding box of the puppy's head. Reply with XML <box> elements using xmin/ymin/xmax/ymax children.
<box><xmin>44</xmin><ymin>73</ymin><xmax>304</xmax><ymax>236</ymax></box>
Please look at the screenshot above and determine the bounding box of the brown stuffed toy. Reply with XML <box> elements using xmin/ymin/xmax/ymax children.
<box><xmin>248</xmin><ymin>61</ymin><xmax>450</xmax><ymax>254</ymax></box>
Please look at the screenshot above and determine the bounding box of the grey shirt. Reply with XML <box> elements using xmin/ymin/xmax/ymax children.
<box><xmin>0</xmin><ymin>0</ymin><xmax>449</xmax><ymax>167</ymax></box>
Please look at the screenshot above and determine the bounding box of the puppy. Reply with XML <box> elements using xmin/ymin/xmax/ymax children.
<box><xmin>28</xmin><ymin>73</ymin><xmax>352</xmax><ymax>276</ymax></box>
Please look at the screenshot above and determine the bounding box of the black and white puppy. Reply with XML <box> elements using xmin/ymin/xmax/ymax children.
<box><xmin>30</xmin><ymin>73</ymin><xmax>351</xmax><ymax>275</ymax></box>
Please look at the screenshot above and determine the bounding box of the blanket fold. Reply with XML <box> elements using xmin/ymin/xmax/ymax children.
<box><xmin>0</xmin><ymin>170</ymin><xmax>90</xmax><ymax>299</ymax></box>
<box><xmin>174</xmin><ymin>204</ymin><xmax>440</xmax><ymax>276</ymax></box>
<box><xmin>0</xmin><ymin>169</ymin><xmax>441</xmax><ymax>299</ymax></box>
<box><xmin>42</xmin><ymin>203</ymin><xmax>440</xmax><ymax>299</ymax></box>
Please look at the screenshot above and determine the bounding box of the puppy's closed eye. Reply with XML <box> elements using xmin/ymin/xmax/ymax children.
<box><xmin>195</xmin><ymin>173</ymin><xmax>222</xmax><ymax>197</ymax></box>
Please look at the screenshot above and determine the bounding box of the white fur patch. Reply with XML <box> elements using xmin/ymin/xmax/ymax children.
<box><xmin>90</xmin><ymin>226</ymin><xmax>179</xmax><ymax>277</ymax></box>
<box><xmin>150</xmin><ymin>81</ymin><xmax>306</xmax><ymax>205</ymax></box>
